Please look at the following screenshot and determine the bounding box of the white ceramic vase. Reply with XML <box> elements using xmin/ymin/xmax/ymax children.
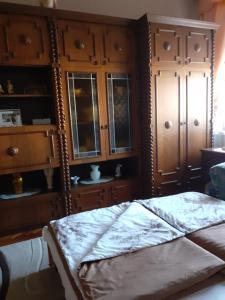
<box><xmin>90</xmin><ymin>165</ymin><xmax>101</xmax><ymax>181</ymax></box>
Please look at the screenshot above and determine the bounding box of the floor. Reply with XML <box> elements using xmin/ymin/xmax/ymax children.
<box><xmin>0</xmin><ymin>237</ymin><xmax>65</xmax><ymax>300</ymax></box>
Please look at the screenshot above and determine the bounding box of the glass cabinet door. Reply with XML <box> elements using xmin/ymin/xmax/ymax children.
<box><xmin>107</xmin><ymin>73</ymin><xmax>132</xmax><ymax>154</ymax></box>
<box><xmin>67</xmin><ymin>72</ymin><xmax>101</xmax><ymax>159</ymax></box>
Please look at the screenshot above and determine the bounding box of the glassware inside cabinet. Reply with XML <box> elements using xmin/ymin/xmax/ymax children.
<box><xmin>107</xmin><ymin>73</ymin><xmax>132</xmax><ymax>154</ymax></box>
<box><xmin>67</xmin><ymin>72</ymin><xmax>101</xmax><ymax>158</ymax></box>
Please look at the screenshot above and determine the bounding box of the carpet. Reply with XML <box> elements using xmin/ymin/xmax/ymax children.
<box><xmin>0</xmin><ymin>237</ymin><xmax>65</xmax><ymax>300</ymax></box>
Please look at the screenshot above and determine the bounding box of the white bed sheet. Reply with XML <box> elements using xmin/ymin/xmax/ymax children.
<box><xmin>43</xmin><ymin>220</ymin><xmax>225</xmax><ymax>300</ymax></box>
<box><xmin>42</xmin><ymin>226</ymin><xmax>79</xmax><ymax>300</ymax></box>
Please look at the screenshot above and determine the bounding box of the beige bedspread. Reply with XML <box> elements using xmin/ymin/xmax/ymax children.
<box><xmin>78</xmin><ymin>237</ymin><xmax>225</xmax><ymax>300</ymax></box>
<box><xmin>188</xmin><ymin>223</ymin><xmax>225</xmax><ymax>261</ymax></box>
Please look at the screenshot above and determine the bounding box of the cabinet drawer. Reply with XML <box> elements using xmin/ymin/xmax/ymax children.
<box><xmin>58</xmin><ymin>20</ymin><xmax>100</xmax><ymax>65</ymax></box>
<box><xmin>72</xmin><ymin>187</ymin><xmax>108</xmax><ymax>212</ymax></box>
<box><xmin>1</xmin><ymin>14</ymin><xmax>50</xmax><ymax>65</ymax></box>
<box><xmin>103</xmin><ymin>26</ymin><xmax>135</xmax><ymax>65</ymax></box>
<box><xmin>0</xmin><ymin>125</ymin><xmax>59</xmax><ymax>173</ymax></box>
<box><xmin>110</xmin><ymin>179</ymin><xmax>140</xmax><ymax>204</ymax></box>
<box><xmin>0</xmin><ymin>192</ymin><xmax>61</xmax><ymax>234</ymax></box>
<box><xmin>151</xmin><ymin>23</ymin><xmax>182</xmax><ymax>66</ymax></box>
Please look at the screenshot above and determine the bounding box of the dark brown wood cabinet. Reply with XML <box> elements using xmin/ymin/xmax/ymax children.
<box><xmin>57</xmin><ymin>20</ymin><xmax>135</xmax><ymax>67</ymax></box>
<box><xmin>140</xmin><ymin>15</ymin><xmax>217</xmax><ymax>196</ymax></box>
<box><xmin>0</xmin><ymin>14</ymin><xmax>50</xmax><ymax>66</ymax></box>
<box><xmin>0</xmin><ymin>125</ymin><xmax>59</xmax><ymax>174</ymax></box>
<box><xmin>0</xmin><ymin>192</ymin><xmax>62</xmax><ymax>235</ymax></box>
<box><xmin>71</xmin><ymin>178</ymin><xmax>140</xmax><ymax>212</ymax></box>
<box><xmin>0</xmin><ymin>3</ymin><xmax>140</xmax><ymax>242</ymax></box>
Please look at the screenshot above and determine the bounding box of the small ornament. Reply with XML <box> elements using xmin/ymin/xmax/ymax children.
<box><xmin>40</xmin><ymin>0</ymin><xmax>57</xmax><ymax>8</ymax></box>
<box><xmin>71</xmin><ymin>176</ymin><xmax>80</xmax><ymax>186</ymax></box>
<box><xmin>115</xmin><ymin>164</ymin><xmax>122</xmax><ymax>178</ymax></box>
<box><xmin>7</xmin><ymin>80</ymin><xmax>14</xmax><ymax>94</ymax></box>
<box><xmin>43</xmin><ymin>168</ymin><xmax>54</xmax><ymax>190</ymax></box>
<box><xmin>12</xmin><ymin>173</ymin><xmax>23</xmax><ymax>194</ymax></box>
<box><xmin>0</xmin><ymin>84</ymin><xmax>4</xmax><ymax>95</ymax></box>
<box><xmin>90</xmin><ymin>164</ymin><xmax>101</xmax><ymax>181</ymax></box>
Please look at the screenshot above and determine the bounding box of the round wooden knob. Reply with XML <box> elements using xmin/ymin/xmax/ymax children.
<box><xmin>20</xmin><ymin>35</ymin><xmax>32</xmax><ymax>46</ymax></box>
<box><xmin>163</xmin><ymin>41</ymin><xmax>172</xmax><ymax>51</ymax></box>
<box><xmin>194</xmin><ymin>119</ymin><xmax>200</xmax><ymax>126</ymax></box>
<box><xmin>164</xmin><ymin>121</ymin><xmax>173</xmax><ymax>129</ymax></box>
<box><xmin>7</xmin><ymin>146</ymin><xmax>19</xmax><ymax>156</ymax></box>
<box><xmin>194</xmin><ymin>43</ymin><xmax>201</xmax><ymax>53</ymax></box>
<box><xmin>115</xmin><ymin>44</ymin><xmax>123</xmax><ymax>52</ymax></box>
<box><xmin>75</xmin><ymin>40</ymin><xmax>85</xmax><ymax>49</ymax></box>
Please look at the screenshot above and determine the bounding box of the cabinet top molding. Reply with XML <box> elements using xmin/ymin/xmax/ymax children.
<box><xmin>146</xmin><ymin>14</ymin><xmax>219</xmax><ymax>30</ymax></box>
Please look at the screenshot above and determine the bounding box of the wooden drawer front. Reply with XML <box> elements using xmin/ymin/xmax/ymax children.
<box><xmin>72</xmin><ymin>188</ymin><xmax>108</xmax><ymax>212</ymax></box>
<box><xmin>0</xmin><ymin>126</ymin><xmax>59</xmax><ymax>173</ymax></box>
<box><xmin>184</xmin><ymin>28</ymin><xmax>210</xmax><ymax>66</ymax></box>
<box><xmin>151</xmin><ymin>24</ymin><xmax>182</xmax><ymax>65</ymax></box>
<box><xmin>110</xmin><ymin>181</ymin><xmax>139</xmax><ymax>204</ymax></box>
<box><xmin>58</xmin><ymin>20</ymin><xmax>100</xmax><ymax>65</ymax></box>
<box><xmin>2</xmin><ymin>14</ymin><xmax>50</xmax><ymax>65</ymax></box>
<box><xmin>0</xmin><ymin>193</ymin><xmax>60</xmax><ymax>234</ymax></box>
<box><xmin>103</xmin><ymin>26</ymin><xmax>134</xmax><ymax>65</ymax></box>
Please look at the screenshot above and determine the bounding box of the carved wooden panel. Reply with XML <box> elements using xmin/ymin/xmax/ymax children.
<box><xmin>2</xmin><ymin>14</ymin><xmax>50</xmax><ymax>65</ymax></box>
<box><xmin>0</xmin><ymin>125</ymin><xmax>59</xmax><ymax>173</ymax></box>
<box><xmin>185</xmin><ymin>71</ymin><xmax>210</xmax><ymax>172</ymax></box>
<box><xmin>151</xmin><ymin>24</ymin><xmax>182</xmax><ymax>65</ymax></box>
<box><xmin>153</xmin><ymin>69</ymin><xmax>183</xmax><ymax>177</ymax></box>
<box><xmin>72</xmin><ymin>187</ymin><xmax>108</xmax><ymax>212</ymax></box>
<box><xmin>184</xmin><ymin>28</ymin><xmax>211</xmax><ymax>66</ymax></box>
<box><xmin>58</xmin><ymin>20</ymin><xmax>100</xmax><ymax>65</ymax></box>
<box><xmin>109</xmin><ymin>180</ymin><xmax>139</xmax><ymax>205</ymax></box>
<box><xmin>102</xmin><ymin>26</ymin><xmax>134</xmax><ymax>65</ymax></box>
<box><xmin>0</xmin><ymin>192</ymin><xmax>60</xmax><ymax>234</ymax></box>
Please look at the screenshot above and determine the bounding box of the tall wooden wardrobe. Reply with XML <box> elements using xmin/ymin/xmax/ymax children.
<box><xmin>139</xmin><ymin>15</ymin><xmax>219</xmax><ymax>197</ymax></box>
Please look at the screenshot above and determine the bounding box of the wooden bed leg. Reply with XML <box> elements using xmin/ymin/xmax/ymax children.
<box><xmin>48</xmin><ymin>246</ymin><xmax>56</xmax><ymax>269</ymax></box>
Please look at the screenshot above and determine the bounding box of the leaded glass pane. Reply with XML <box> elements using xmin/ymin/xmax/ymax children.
<box><xmin>67</xmin><ymin>72</ymin><xmax>101</xmax><ymax>158</ymax></box>
<box><xmin>107</xmin><ymin>73</ymin><xmax>132</xmax><ymax>153</ymax></box>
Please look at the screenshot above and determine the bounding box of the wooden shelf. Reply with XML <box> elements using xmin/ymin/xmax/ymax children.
<box><xmin>0</xmin><ymin>94</ymin><xmax>52</xmax><ymax>98</ymax></box>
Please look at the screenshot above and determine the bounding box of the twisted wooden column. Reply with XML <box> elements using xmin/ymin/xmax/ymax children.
<box><xmin>48</xmin><ymin>18</ymin><xmax>72</xmax><ymax>215</ymax></box>
<box><xmin>211</xmin><ymin>29</ymin><xmax>215</xmax><ymax>147</ymax></box>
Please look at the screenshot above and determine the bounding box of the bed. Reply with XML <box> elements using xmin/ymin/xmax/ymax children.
<box><xmin>43</xmin><ymin>192</ymin><xmax>225</xmax><ymax>300</ymax></box>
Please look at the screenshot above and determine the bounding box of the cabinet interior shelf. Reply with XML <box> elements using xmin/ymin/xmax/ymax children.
<box><xmin>0</xmin><ymin>94</ymin><xmax>52</xmax><ymax>98</ymax></box>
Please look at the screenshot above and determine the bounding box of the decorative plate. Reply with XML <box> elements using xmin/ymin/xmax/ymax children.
<box><xmin>80</xmin><ymin>176</ymin><xmax>114</xmax><ymax>185</ymax></box>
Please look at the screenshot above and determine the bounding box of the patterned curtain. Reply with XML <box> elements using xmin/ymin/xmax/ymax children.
<box><xmin>199</xmin><ymin>0</ymin><xmax>225</xmax><ymax>147</ymax></box>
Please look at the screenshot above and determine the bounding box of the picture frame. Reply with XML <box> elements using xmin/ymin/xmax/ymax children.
<box><xmin>24</xmin><ymin>84</ymin><xmax>47</xmax><ymax>95</ymax></box>
<box><xmin>0</xmin><ymin>109</ymin><xmax>22</xmax><ymax>127</ymax></box>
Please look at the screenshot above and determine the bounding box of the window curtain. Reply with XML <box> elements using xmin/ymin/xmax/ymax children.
<box><xmin>199</xmin><ymin>0</ymin><xmax>225</xmax><ymax>147</ymax></box>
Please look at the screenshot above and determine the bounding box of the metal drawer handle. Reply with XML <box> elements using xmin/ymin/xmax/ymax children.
<box><xmin>7</xmin><ymin>146</ymin><xmax>19</xmax><ymax>156</ymax></box>
<box><xmin>164</xmin><ymin>121</ymin><xmax>173</xmax><ymax>129</ymax></box>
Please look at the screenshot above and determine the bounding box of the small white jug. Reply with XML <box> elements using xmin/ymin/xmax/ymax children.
<box><xmin>90</xmin><ymin>165</ymin><xmax>101</xmax><ymax>181</ymax></box>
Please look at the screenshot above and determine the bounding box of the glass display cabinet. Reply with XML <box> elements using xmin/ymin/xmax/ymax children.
<box><xmin>107</xmin><ymin>73</ymin><xmax>132</xmax><ymax>154</ymax></box>
<box><xmin>67</xmin><ymin>71</ymin><xmax>134</xmax><ymax>162</ymax></box>
<box><xmin>67</xmin><ymin>72</ymin><xmax>101</xmax><ymax>159</ymax></box>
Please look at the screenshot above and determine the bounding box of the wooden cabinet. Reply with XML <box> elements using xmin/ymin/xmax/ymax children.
<box><xmin>140</xmin><ymin>15</ymin><xmax>217</xmax><ymax>196</ymax></box>
<box><xmin>0</xmin><ymin>192</ymin><xmax>62</xmax><ymax>235</ymax></box>
<box><xmin>71</xmin><ymin>178</ymin><xmax>140</xmax><ymax>212</ymax></box>
<box><xmin>0</xmin><ymin>14</ymin><xmax>50</xmax><ymax>65</ymax></box>
<box><xmin>0</xmin><ymin>125</ymin><xmax>59</xmax><ymax>174</ymax></box>
<box><xmin>57</xmin><ymin>20</ymin><xmax>135</xmax><ymax>67</ymax></box>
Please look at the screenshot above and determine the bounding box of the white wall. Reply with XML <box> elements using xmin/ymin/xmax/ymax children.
<box><xmin>0</xmin><ymin>0</ymin><xmax>199</xmax><ymax>19</ymax></box>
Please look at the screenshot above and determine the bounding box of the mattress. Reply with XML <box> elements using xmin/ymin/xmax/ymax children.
<box><xmin>43</xmin><ymin>197</ymin><xmax>225</xmax><ymax>300</ymax></box>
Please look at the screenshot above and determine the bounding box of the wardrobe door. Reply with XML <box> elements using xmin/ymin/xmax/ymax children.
<box><xmin>185</xmin><ymin>70</ymin><xmax>211</xmax><ymax>189</ymax></box>
<box><xmin>152</xmin><ymin>68</ymin><xmax>184</xmax><ymax>195</ymax></box>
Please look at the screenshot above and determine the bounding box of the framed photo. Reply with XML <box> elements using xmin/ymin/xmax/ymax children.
<box><xmin>0</xmin><ymin>109</ymin><xmax>22</xmax><ymax>127</ymax></box>
<box><xmin>24</xmin><ymin>85</ymin><xmax>47</xmax><ymax>95</ymax></box>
